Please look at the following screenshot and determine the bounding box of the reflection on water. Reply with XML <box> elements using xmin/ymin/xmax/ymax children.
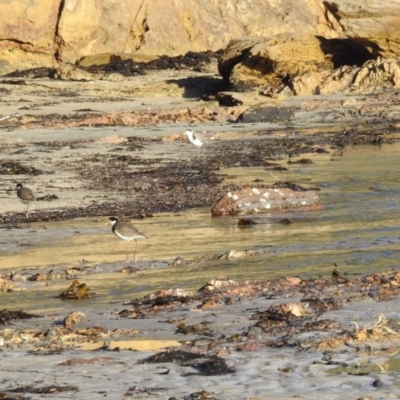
<box><xmin>327</xmin><ymin>353</ymin><xmax>400</xmax><ymax>376</ymax></box>
<box><xmin>2</xmin><ymin>143</ymin><xmax>400</xmax><ymax>311</ymax></box>
<box><xmin>75</xmin><ymin>339</ymin><xmax>181</xmax><ymax>351</ymax></box>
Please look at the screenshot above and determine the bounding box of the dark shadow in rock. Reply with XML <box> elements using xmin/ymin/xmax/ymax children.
<box><xmin>79</xmin><ymin>51</ymin><xmax>222</xmax><ymax>76</ymax></box>
<box><xmin>316</xmin><ymin>36</ymin><xmax>378</xmax><ymax>68</ymax></box>
<box><xmin>165</xmin><ymin>76</ymin><xmax>230</xmax><ymax>98</ymax></box>
<box><xmin>218</xmin><ymin>37</ymin><xmax>266</xmax><ymax>81</ymax></box>
<box><xmin>2</xmin><ymin>67</ymin><xmax>56</xmax><ymax>79</ymax></box>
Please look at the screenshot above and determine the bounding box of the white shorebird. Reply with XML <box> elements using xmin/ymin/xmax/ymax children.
<box><xmin>16</xmin><ymin>183</ymin><xmax>36</xmax><ymax>219</ymax></box>
<box><xmin>184</xmin><ymin>130</ymin><xmax>213</xmax><ymax>156</ymax></box>
<box><xmin>109</xmin><ymin>217</ymin><xmax>148</xmax><ymax>263</ymax></box>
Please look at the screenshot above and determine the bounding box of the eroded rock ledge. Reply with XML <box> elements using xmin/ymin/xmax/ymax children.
<box><xmin>2</xmin><ymin>0</ymin><xmax>400</xmax><ymax>81</ymax></box>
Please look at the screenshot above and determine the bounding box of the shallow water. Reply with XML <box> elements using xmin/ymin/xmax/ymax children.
<box><xmin>1</xmin><ymin>143</ymin><xmax>400</xmax><ymax>312</ymax></box>
<box><xmin>327</xmin><ymin>353</ymin><xmax>400</xmax><ymax>375</ymax></box>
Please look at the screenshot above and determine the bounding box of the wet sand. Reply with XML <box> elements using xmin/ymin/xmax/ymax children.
<box><xmin>2</xmin><ymin>63</ymin><xmax>400</xmax><ymax>399</ymax></box>
<box><xmin>2</xmin><ymin>280</ymin><xmax>400</xmax><ymax>400</ymax></box>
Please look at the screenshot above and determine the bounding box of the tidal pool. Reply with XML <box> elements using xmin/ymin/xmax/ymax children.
<box><xmin>1</xmin><ymin>142</ymin><xmax>400</xmax><ymax>312</ymax></box>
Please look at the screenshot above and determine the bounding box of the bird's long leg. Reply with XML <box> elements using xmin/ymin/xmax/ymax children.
<box><xmin>26</xmin><ymin>204</ymin><xmax>30</xmax><ymax>220</ymax></box>
<box><xmin>133</xmin><ymin>240</ymin><xmax>138</xmax><ymax>263</ymax></box>
<box><xmin>125</xmin><ymin>242</ymin><xmax>130</xmax><ymax>264</ymax></box>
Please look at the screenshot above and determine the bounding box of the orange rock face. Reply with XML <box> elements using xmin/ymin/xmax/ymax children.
<box><xmin>0</xmin><ymin>0</ymin><xmax>329</xmax><ymax>75</ymax></box>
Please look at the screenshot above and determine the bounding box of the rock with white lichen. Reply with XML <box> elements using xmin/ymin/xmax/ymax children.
<box><xmin>211</xmin><ymin>185</ymin><xmax>323</xmax><ymax>216</ymax></box>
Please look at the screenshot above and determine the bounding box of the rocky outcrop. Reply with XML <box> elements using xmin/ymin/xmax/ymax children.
<box><xmin>218</xmin><ymin>33</ymin><xmax>374</xmax><ymax>92</ymax></box>
<box><xmin>292</xmin><ymin>58</ymin><xmax>400</xmax><ymax>95</ymax></box>
<box><xmin>211</xmin><ymin>186</ymin><xmax>323</xmax><ymax>216</ymax></box>
<box><xmin>218</xmin><ymin>1</ymin><xmax>400</xmax><ymax>95</ymax></box>
<box><xmin>0</xmin><ymin>0</ymin><xmax>336</xmax><ymax>76</ymax></box>
<box><xmin>326</xmin><ymin>0</ymin><xmax>400</xmax><ymax>58</ymax></box>
<box><xmin>1</xmin><ymin>0</ymin><xmax>400</xmax><ymax>93</ymax></box>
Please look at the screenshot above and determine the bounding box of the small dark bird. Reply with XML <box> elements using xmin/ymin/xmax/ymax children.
<box><xmin>16</xmin><ymin>183</ymin><xmax>36</xmax><ymax>219</ymax></box>
<box><xmin>109</xmin><ymin>217</ymin><xmax>148</xmax><ymax>263</ymax></box>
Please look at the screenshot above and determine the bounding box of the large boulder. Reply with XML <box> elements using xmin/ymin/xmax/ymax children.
<box><xmin>211</xmin><ymin>185</ymin><xmax>323</xmax><ymax>216</ymax></box>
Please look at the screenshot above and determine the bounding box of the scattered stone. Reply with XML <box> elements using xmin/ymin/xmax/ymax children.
<box><xmin>237</xmin><ymin>218</ymin><xmax>257</xmax><ymax>227</ymax></box>
<box><xmin>176</xmin><ymin>321</ymin><xmax>214</xmax><ymax>335</ymax></box>
<box><xmin>7</xmin><ymin>385</ymin><xmax>77</xmax><ymax>394</ymax></box>
<box><xmin>238</xmin><ymin>106</ymin><xmax>294</xmax><ymax>123</ymax></box>
<box><xmin>372</xmin><ymin>378</ymin><xmax>383</xmax><ymax>387</ymax></box>
<box><xmin>28</xmin><ymin>273</ymin><xmax>47</xmax><ymax>281</ymax></box>
<box><xmin>0</xmin><ymin>161</ymin><xmax>44</xmax><ymax>175</ymax></box>
<box><xmin>285</xmin><ymin>276</ymin><xmax>302</xmax><ymax>285</ymax></box>
<box><xmin>287</xmin><ymin>158</ymin><xmax>313</xmax><ymax>164</ymax></box>
<box><xmin>95</xmin><ymin>134</ymin><xmax>128</xmax><ymax>145</ymax></box>
<box><xmin>217</xmin><ymin>91</ymin><xmax>276</xmax><ymax>107</ymax></box>
<box><xmin>63</xmin><ymin>311</ymin><xmax>87</xmax><ymax>329</ymax></box>
<box><xmin>0</xmin><ymin>393</ymin><xmax>29</xmax><ymax>400</ymax></box>
<box><xmin>57</xmin><ymin>280</ymin><xmax>95</xmax><ymax>300</ymax></box>
<box><xmin>57</xmin><ymin>357</ymin><xmax>114</xmax><ymax>367</ymax></box>
<box><xmin>139</xmin><ymin>349</ymin><xmax>235</xmax><ymax>376</ymax></box>
<box><xmin>278</xmin><ymin>218</ymin><xmax>292</xmax><ymax>224</ymax></box>
<box><xmin>0</xmin><ymin>309</ymin><xmax>42</xmax><ymax>325</ymax></box>
<box><xmin>199</xmin><ymin>277</ymin><xmax>238</xmax><ymax>292</ymax></box>
<box><xmin>116</xmin><ymin>309</ymin><xmax>144</xmax><ymax>319</ymax></box>
<box><xmin>250</xmin><ymin>303</ymin><xmax>308</xmax><ymax>325</ymax></box>
<box><xmin>36</xmin><ymin>194</ymin><xmax>59</xmax><ymax>201</ymax></box>
<box><xmin>0</xmin><ymin>276</ymin><xmax>16</xmax><ymax>292</ymax></box>
<box><xmin>139</xmin><ymin>349</ymin><xmax>200</xmax><ymax>365</ymax></box>
<box><xmin>181</xmin><ymin>390</ymin><xmax>217</xmax><ymax>400</ymax></box>
<box><xmin>218</xmin><ymin>249</ymin><xmax>260</xmax><ymax>259</ymax></box>
<box><xmin>124</xmin><ymin>386</ymin><xmax>167</xmax><ymax>397</ymax></box>
<box><xmin>183</xmin><ymin>355</ymin><xmax>235</xmax><ymax>376</ymax></box>
<box><xmin>235</xmin><ymin>341</ymin><xmax>263</xmax><ymax>352</ymax></box>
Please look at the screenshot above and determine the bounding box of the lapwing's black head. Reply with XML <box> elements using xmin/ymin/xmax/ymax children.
<box><xmin>109</xmin><ymin>217</ymin><xmax>118</xmax><ymax>226</ymax></box>
<box><xmin>16</xmin><ymin>183</ymin><xmax>23</xmax><ymax>190</ymax></box>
